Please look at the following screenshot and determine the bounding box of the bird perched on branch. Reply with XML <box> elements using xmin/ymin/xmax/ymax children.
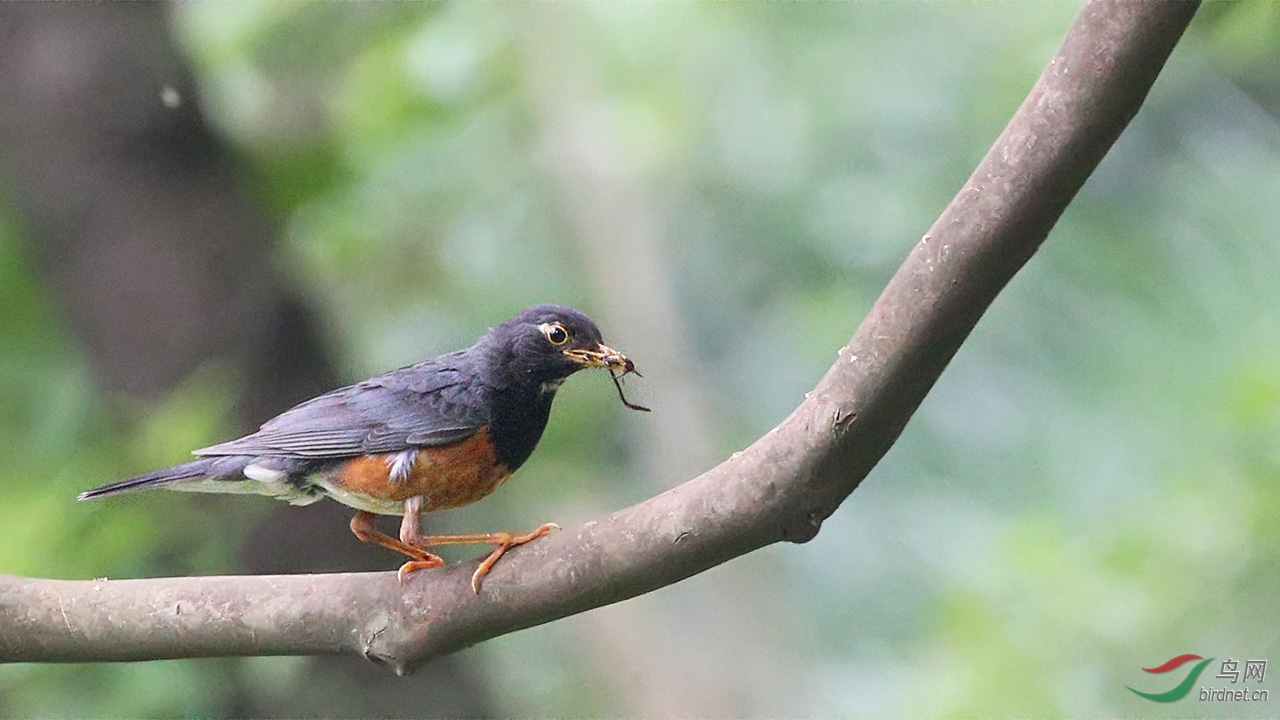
<box><xmin>80</xmin><ymin>304</ymin><xmax>647</xmax><ymax>592</ymax></box>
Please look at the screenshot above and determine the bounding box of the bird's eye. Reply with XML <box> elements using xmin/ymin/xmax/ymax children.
<box><xmin>540</xmin><ymin>322</ymin><xmax>571</xmax><ymax>346</ymax></box>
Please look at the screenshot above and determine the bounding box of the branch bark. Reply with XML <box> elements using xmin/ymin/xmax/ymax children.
<box><xmin>0</xmin><ymin>0</ymin><xmax>1199</xmax><ymax>675</ymax></box>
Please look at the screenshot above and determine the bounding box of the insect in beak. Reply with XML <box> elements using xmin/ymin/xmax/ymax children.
<box><xmin>608</xmin><ymin>365</ymin><xmax>650</xmax><ymax>413</ymax></box>
<box><xmin>563</xmin><ymin>344</ymin><xmax>650</xmax><ymax>412</ymax></box>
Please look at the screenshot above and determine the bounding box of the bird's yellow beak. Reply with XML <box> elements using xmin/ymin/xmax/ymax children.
<box><xmin>563</xmin><ymin>343</ymin><xmax>635</xmax><ymax>374</ymax></box>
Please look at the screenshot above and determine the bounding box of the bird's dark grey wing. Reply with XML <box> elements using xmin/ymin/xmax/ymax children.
<box><xmin>194</xmin><ymin>352</ymin><xmax>488</xmax><ymax>459</ymax></box>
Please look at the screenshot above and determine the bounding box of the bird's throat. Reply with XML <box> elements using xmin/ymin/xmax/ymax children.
<box><xmin>486</xmin><ymin>387</ymin><xmax>556</xmax><ymax>471</ymax></box>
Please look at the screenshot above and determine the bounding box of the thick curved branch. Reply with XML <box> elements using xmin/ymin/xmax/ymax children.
<box><xmin>0</xmin><ymin>0</ymin><xmax>1198</xmax><ymax>675</ymax></box>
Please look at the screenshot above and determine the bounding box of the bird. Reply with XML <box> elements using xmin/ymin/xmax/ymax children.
<box><xmin>79</xmin><ymin>304</ymin><xmax>646</xmax><ymax>592</ymax></box>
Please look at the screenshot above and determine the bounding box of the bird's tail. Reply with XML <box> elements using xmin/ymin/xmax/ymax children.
<box><xmin>77</xmin><ymin>458</ymin><xmax>220</xmax><ymax>500</ymax></box>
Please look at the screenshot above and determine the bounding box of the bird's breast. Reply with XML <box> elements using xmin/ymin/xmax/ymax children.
<box><xmin>316</xmin><ymin>427</ymin><xmax>513</xmax><ymax>515</ymax></box>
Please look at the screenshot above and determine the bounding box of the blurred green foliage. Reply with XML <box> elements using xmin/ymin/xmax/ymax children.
<box><xmin>3</xmin><ymin>2</ymin><xmax>1280</xmax><ymax>716</ymax></box>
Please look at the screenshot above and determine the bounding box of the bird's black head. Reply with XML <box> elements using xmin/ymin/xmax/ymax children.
<box><xmin>480</xmin><ymin>304</ymin><xmax>633</xmax><ymax>389</ymax></box>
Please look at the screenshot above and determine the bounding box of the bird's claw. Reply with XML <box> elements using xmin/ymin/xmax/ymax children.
<box><xmin>469</xmin><ymin>522</ymin><xmax>560</xmax><ymax>593</ymax></box>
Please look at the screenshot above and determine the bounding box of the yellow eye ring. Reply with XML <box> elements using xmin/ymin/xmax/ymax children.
<box><xmin>540</xmin><ymin>322</ymin><xmax>570</xmax><ymax>346</ymax></box>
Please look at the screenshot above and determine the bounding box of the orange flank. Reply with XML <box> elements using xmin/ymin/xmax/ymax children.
<box><xmin>335</xmin><ymin>428</ymin><xmax>513</xmax><ymax>511</ymax></box>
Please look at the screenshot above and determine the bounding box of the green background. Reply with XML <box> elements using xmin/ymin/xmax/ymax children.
<box><xmin>2</xmin><ymin>3</ymin><xmax>1278</xmax><ymax>716</ymax></box>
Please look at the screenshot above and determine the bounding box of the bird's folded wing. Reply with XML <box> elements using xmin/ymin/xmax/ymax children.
<box><xmin>194</xmin><ymin>358</ymin><xmax>488</xmax><ymax>458</ymax></box>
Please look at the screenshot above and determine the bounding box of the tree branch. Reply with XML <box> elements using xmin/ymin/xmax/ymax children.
<box><xmin>0</xmin><ymin>0</ymin><xmax>1199</xmax><ymax>675</ymax></box>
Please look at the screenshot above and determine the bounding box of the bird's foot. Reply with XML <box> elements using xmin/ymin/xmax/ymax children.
<box><xmin>396</xmin><ymin>555</ymin><xmax>445</xmax><ymax>582</ymax></box>
<box><xmin>468</xmin><ymin>522</ymin><xmax>559</xmax><ymax>593</ymax></box>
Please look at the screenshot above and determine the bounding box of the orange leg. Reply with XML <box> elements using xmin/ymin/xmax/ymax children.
<box><xmin>352</xmin><ymin>500</ymin><xmax>558</xmax><ymax>592</ymax></box>
<box><xmin>416</xmin><ymin>523</ymin><xmax>559</xmax><ymax>593</ymax></box>
<box><xmin>399</xmin><ymin>493</ymin><xmax>558</xmax><ymax>592</ymax></box>
<box><xmin>349</xmin><ymin>510</ymin><xmax>444</xmax><ymax>580</ymax></box>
